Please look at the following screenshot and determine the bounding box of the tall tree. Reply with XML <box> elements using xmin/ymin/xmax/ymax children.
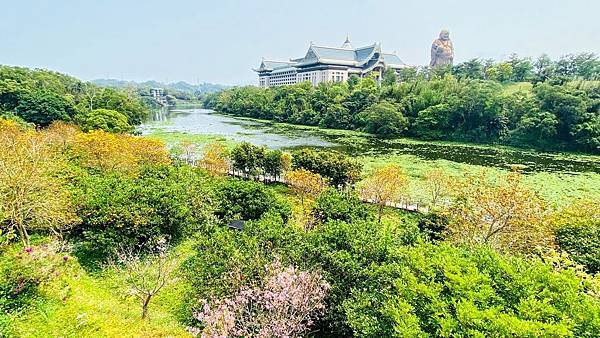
<box><xmin>0</xmin><ymin>120</ymin><xmax>77</xmax><ymax>246</ymax></box>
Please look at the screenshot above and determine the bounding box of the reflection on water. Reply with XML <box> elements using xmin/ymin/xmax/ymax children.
<box><xmin>140</xmin><ymin>108</ymin><xmax>600</xmax><ymax>175</ymax></box>
<box><xmin>140</xmin><ymin>108</ymin><xmax>334</xmax><ymax>149</ymax></box>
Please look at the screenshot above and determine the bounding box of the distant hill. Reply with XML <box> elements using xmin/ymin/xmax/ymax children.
<box><xmin>92</xmin><ymin>79</ymin><xmax>229</xmax><ymax>94</ymax></box>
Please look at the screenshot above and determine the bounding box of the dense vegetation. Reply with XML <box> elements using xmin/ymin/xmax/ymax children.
<box><xmin>0</xmin><ymin>65</ymin><xmax>150</xmax><ymax>131</ymax></box>
<box><xmin>205</xmin><ymin>53</ymin><xmax>600</xmax><ymax>154</ymax></box>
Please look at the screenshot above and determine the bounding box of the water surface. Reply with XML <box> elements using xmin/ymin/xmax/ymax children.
<box><xmin>140</xmin><ymin>108</ymin><xmax>600</xmax><ymax>175</ymax></box>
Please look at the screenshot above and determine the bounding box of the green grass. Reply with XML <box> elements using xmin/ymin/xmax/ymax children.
<box><xmin>146</xmin><ymin>129</ymin><xmax>235</xmax><ymax>149</ymax></box>
<box><xmin>3</xmin><ymin>241</ymin><xmax>196</xmax><ymax>338</ymax></box>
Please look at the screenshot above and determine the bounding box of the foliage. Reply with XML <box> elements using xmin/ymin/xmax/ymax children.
<box><xmin>15</xmin><ymin>89</ymin><xmax>78</xmax><ymax>126</ymax></box>
<box><xmin>262</xmin><ymin>149</ymin><xmax>286</xmax><ymax>181</ymax></box>
<box><xmin>359</xmin><ymin>164</ymin><xmax>408</xmax><ymax>223</ymax></box>
<box><xmin>75</xmin><ymin>108</ymin><xmax>133</xmax><ymax>133</ymax></box>
<box><xmin>181</xmin><ymin>212</ymin><xmax>305</xmax><ymax>321</ymax></box>
<box><xmin>230</xmin><ymin>142</ymin><xmax>266</xmax><ymax>177</ymax></box>
<box><xmin>311</xmin><ymin>188</ymin><xmax>370</xmax><ymax>224</ymax></box>
<box><xmin>444</xmin><ymin>171</ymin><xmax>552</xmax><ymax>253</ymax></box>
<box><xmin>214</xmin><ymin>179</ymin><xmax>290</xmax><ymax>223</ymax></box>
<box><xmin>554</xmin><ymin>199</ymin><xmax>600</xmax><ymax>273</ymax></box>
<box><xmin>291</xmin><ymin>148</ymin><xmax>362</xmax><ymax>187</ymax></box>
<box><xmin>72</xmin><ymin>165</ymin><xmax>215</xmax><ymax>263</ymax></box>
<box><xmin>343</xmin><ymin>243</ymin><xmax>600</xmax><ymax>337</ymax></box>
<box><xmin>357</xmin><ymin>101</ymin><xmax>408</xmax><ymax>137</ymax></box>
<box><xmin>0</xmin><ymin>65</ymin><xmax>149</xmax><ymax>127</ymax></box>
<box><xmin>0</xmin><ymin>120</ymin><xmax>77</xmax><ymax>246</ymax></box>
<box><xmin>417</xmin><ymin>212</ymin><xmax>449</xmax><ymax>242</ymax></box>
<box><xmin>303</xmin><ymin>219</ymin><xmax>420</xmax><ymax>335</ymax></box>
<box><xmin>189</xmin><ymin>259</ymin><xmax>329</xmax><ymax>338</ymax></box>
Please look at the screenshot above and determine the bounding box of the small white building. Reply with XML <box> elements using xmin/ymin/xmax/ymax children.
<box><xmin>150</xmin><ymin>88</ymin><xmax>168</xmax><ymax>105</ymax></box>
<box><xmin>254</xmin><ymin>38</ymin><xmax>408</xmax><ymax>88</ymax></box>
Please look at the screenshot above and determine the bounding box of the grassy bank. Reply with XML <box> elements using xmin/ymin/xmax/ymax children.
<box><xmin>1</xmin><ymin>240</ymin><xmax>195</xmax><ymax>338</ymax></box>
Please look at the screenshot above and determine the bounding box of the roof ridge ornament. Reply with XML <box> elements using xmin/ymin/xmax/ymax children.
<box><xmin>341</xmin><ymin>35</ymin><xmax>353</xmax><ymax>49</ymax></box>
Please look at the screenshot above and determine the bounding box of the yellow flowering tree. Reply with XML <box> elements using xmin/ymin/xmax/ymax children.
<box><xmin>72</xmin><ymin>130</ymin><xmax>170</xmax><ymax>175</ymax></box>
<box><xmin>424</xmin><ymin>168</ymin><xmax>456</xmax><ymax>208</ymax></box>
<box><xmin>0</xmin><ymin>120</ymin><xmax>77</xmax><ymax>246</ymax></box>
<box><xmin>445</xmin><ymin>171</ymin><xmax>551</xmax><ymax>253</ymax></box>
<box><xmin>199</xmin><ymin>142</ymin><xmax>230</xmax><ymax>177</ymax></box>
<box><xmin>359</xmin><ymin>164</ymin><xmax>408</xmax><ymax>223</ymax></box>
<box><xmin>285</xmin><ymin>169</ymin><xmax>327</xmax><ymax>224</ymax></box>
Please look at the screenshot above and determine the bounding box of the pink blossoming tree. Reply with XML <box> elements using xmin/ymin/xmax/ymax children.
<box><xmin>189</xmin><ymin>259</ymin><xmax>330</xmax><ymax>338</ymax></box>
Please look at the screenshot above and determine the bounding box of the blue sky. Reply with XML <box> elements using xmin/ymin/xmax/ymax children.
<box><xmin>1</xmin><ymin>0</ymin><xmax>598</xmax><ymax>85</ymax></box>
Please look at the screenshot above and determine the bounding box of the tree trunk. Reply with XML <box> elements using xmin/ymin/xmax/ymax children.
<box><xmin>16</xmin><ymin>220</ymin><xmax>30</xmax><ymax>247</ymax></box>
<box><xmin>378</xmin><ymin>205</ymin><xmax>383</xmax><ymax>224</ymax></box>
<box><xmin>142</xmin><ymin>294</ymin><xmax>152</xmax><ymax>319</ymax></box>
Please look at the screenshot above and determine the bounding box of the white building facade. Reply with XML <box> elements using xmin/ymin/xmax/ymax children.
<box><xmin>254</xmin><ymin>38</ymin><xmax>408</xmax><ymax>88</ymax></box>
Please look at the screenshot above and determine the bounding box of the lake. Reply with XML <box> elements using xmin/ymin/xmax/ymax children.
<box><xmin>140</xmin><ymin>108</ymin><xmax>600</xmax><ymax>175</ymax></box>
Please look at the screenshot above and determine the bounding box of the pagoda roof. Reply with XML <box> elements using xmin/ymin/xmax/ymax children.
<box><xmin>381</xmin><ymin>53</ymin><xmax>406</xmax><ymax>67</ymax></box>
<box><xmin>254</xmin><ymin>39</ymin><xmax>408</xmax><ymax>73</ymax></box>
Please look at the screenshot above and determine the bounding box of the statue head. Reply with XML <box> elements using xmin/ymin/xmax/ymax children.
<box><xmin>439</xmin><ymin>29</ymin><xmax>450</xmax><ymax>41</ymax></box>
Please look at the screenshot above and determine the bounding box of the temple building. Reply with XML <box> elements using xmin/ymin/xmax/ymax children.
<box><xmin>254</xmin><ymin>37</ymin><xmax>407</xmax><ymax>88</ymax></box>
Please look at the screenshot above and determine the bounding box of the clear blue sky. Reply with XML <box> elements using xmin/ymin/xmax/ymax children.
<box><xmin>1</xmin><ymin>0</ymin><xmax>598</xmax><ymax>85</ymax></box>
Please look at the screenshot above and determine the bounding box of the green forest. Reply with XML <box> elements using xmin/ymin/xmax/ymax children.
<box><xmin>1</xmin><ymin>64</ymin><xmax>600</xmax><ymax>337</ymax></box>
<box><xmin>204</xmin><ymin>53</ymin><xmax>600</xmax><ymax>154</ymax></box>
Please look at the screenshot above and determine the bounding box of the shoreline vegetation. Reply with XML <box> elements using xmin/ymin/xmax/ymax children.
<box><xmin>202</xmin><ymin>54</ymin><xmax>600</xmax><ymax>155</ymax></box>
<box><xmin>206</xmin><ymin>110</ymin><xmax>600</xmax><ymax>161</ymax></box>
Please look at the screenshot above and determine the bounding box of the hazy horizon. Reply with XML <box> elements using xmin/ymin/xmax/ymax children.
<box><xmin>2</xmin><ymin>0</ymin><xmax>599</xmax><ymax>85</ymax></box>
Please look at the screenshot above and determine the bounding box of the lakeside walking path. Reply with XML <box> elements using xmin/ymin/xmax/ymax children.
<box><xmin>225</xmin><ymin>169</ymin><xmax>429</xmax><ymax>214</ymax></box>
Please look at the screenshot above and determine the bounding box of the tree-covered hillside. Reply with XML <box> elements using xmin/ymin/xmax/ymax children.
<box><xmin>0</xmin><ymin>65</ymin><xmax>150</xmax><ymax>131</ymax></box>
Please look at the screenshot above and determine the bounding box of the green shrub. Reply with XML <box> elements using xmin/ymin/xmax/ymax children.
<box><xmin>291</xmin><ymin>148</ymin><xmax>362</xmax><ymax>187</ymax></box>
<box><xmin>312</xmin><ymin>188</ymin><xmax>371</xmax><ymax>224</ymax></box>
<box><xmin>417</xmin><ymin>212</ymin><xmax>449</xmax><ymax>242</ymax></box>
<box><xmin>72</xmin><ymin>165</ymin><xmax>215</xmax><ymax>264</ymax></box>
<box><xmin>304</xmin><ymin>220</ymin><xmax>416</xmax><ymax>336</ymax></box>
<box><xmin>214</xmin><ymin>179</ymin><xmax>291</xmax><ymax>222</ymax></box>
<box><xmin>556</xmin><ymin>223</ymin><xmax>600</xmax><ymax>273</ymax></box>
<box><xmin>343</xmin><ymin>243</ymin><xmax>600</xmax><ymax>337</ymax></box>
